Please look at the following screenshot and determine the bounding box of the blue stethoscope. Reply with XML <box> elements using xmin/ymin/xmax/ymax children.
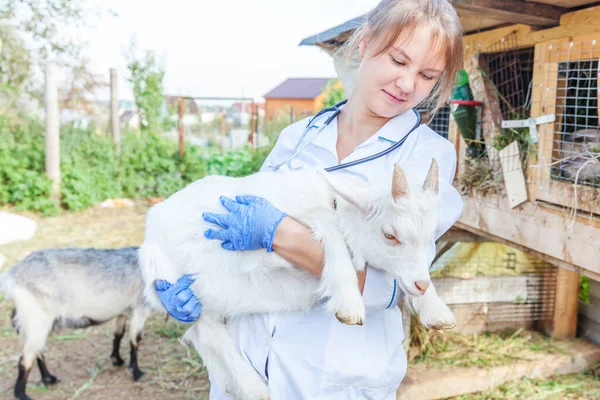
<box><xmin>272</xmin><ymin>99</ymin><xmax>422</xmax><ymax>172</ymax></box>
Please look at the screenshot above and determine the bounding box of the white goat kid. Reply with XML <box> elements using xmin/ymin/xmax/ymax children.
<box><xmin>139</xmin><ymin>159</ymin><xmax>455</xmax><ymax>400</ymax></box>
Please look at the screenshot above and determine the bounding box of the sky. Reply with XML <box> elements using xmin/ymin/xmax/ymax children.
<box><xmin>79</xmin><ymin>0</ymin><xmax>382</xmax><ymax>102</ymax></box>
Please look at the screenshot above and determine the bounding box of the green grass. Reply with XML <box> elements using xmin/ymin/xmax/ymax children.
<box><xmin>450</xmin><ymin>365</ymin><xmax>600</xmax><ymax>399</ymax></box>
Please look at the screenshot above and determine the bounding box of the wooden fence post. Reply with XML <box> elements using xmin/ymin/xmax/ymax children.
<box><xmin>45</xmin><ymin>63</ymin><xmax>61</xmax><ymax>201</ymax></box>
<box><xmin>110</xmin><ymin>68</ymin><xmax>120</xmax><ymax>154</ymax></box>
<box><xmin>178</xmin><ymin>97</ymin><xmax>185</xmax><ymax>157</ymax></box>
<box><xmin>220</xmin><ymin>110</ymin><xmax>226</xmax><ymax>153</ymax></box>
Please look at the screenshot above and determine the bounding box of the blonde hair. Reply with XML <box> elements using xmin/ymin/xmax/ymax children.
<box><xmin>336</xmin><ymin>0</ymin><xmax>464</xmax><ymax>116</ymax></box>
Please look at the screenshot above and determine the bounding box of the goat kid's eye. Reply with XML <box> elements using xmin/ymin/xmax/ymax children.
<box><xmin>383</xmin><ymin>231</ymin><xmax>395</xmax><ymax>240</ymax></box>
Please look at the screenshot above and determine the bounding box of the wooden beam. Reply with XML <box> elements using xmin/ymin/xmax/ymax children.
<box><xmin>452</xmin><ymin>0</ymin><xmax>564</xmax><ymax>27</ymax></box>
<box><xmin>455</xmin><ymin>195</ymin><xmax>600</xmax><ymax>279</ymax></box>
<box><xmin>549</xmin><ymin>266</ymin><xmax>580</xmax><ymax>339</ymax></box>
<box><xmin>434</xmin><ymin>276</ymin><xmax>534</xmax><ymax>305</ymax></box>
<box><xmin>439</xmin><ymin>227</ymin><xmax>490</xmax><ymax>243</ymax></box>
<box><xmin>433</xmin><ymin>241</ymin><xmax>455</xmax><ymax>264</ymax></box>
<box><xmin>461</xmin><ymin>7</ymin><xmax>600</xmax><ymax>53</ymax></box>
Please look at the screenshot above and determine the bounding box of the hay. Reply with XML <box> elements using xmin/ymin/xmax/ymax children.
<box><xmin>457</xmin><ymin>155</ymin><xmax>505</xmax><ymax>197</ymax></box>
<box><xmin>408</xmin><ymin>317</ymin><xmax>570</xmax><ymax>369</ymax></box>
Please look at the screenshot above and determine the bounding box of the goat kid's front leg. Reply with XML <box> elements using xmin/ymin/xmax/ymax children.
<box><xmin>407</xmin><ymin>282</ymin><xmax>455</xmax><ymax>330</ymax></box>
<box><xmin>183</xmin><ymin>316</ymin><xmax>269</xmax><ymax>400</ymax></box>
<box><xmin>309</xmin><ymin>213</ymin><xmax>365</xmax><ymax>325</ymax></box>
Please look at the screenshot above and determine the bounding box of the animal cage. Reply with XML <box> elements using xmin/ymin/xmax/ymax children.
<box><xmin>431</xmin><ymin>243</ymin><xmax>558</xmax><ymax>334</ymax></box>
<box><xmin>532</xmin><ymin>37</ymin><xmax>600</xmax><ymax>216</ymax></box>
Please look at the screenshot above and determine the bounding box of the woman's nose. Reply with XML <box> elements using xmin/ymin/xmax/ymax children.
<box><xmin>395</xmin><ymin>74</ymin><xmax>416</xmax><ymax>94</ymax></box>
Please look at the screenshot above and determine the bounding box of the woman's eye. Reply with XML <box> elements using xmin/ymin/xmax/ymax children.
<box><xmin>391</xmin><ymin>56</ymin><xmax>405</xmax><ymax>66</ymax></box>
<box><xmin>421</xmin><ymin>73</ymin><xmax>434</xmax><ymax>81</ymax></box>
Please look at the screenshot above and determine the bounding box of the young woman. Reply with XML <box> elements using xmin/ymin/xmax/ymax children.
<box><xmin>155</xmin><ymin>0</ymin><xmax>464</xmax><ymax>398</ymax></box>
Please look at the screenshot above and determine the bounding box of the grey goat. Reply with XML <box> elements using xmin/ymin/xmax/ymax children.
<box><xmin>0</xmin><ymin>247</ymin><xmax>153</xmax><ymax>400</ymax></box>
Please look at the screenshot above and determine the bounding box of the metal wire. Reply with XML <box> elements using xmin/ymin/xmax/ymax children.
<box><xmin>481</xmin><ymin>34</ymin><xmax>535</xmax><ymax>120</ymax></box>
<box><xmin>432</xmin><ymin>252</ymin><xmax>557</xmax><ymax>323</ymax></box>
<box><xmin>546</xmin><ymin>44</ymin><xmax>599</xmax><ymax>189</ymax></box>
<box><xmin>418</xmin><ymin>104</ymin><xmax>451</xmax><ymax>139</ymax></box>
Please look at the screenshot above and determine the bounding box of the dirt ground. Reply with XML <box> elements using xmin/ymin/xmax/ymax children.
<box><xmin>0</xmin><ymin>203</ymin><xmax>210</xmax><ymax>399</ymax></box>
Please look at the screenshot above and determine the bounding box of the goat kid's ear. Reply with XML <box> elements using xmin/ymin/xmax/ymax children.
<box><xmin>392</xmin><ymin>163</ymin><xmax>410</xmax><ymax>200</ymax></box>
<box><xmin>316</xmin><ymin>167</ymin><xmax>371</xmax><ymax>213</ymax></box>
<box><xmin>422</xmin><ymin>158</ymin><xmax>439</xmax><ymax>195</ymax></box>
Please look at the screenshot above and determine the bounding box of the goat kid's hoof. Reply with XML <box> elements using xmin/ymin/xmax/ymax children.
<box><xmin>42</xmin><ymin>375</ymin><xmax>60</xmax><ymax>386</ymax></box>
<box><xmin>335</xmin><ymin>312</ymin><xmax>363</xmax><ymax>326</ymax></box>
<box><xmin>15</xmin><ymin>393</ymin><xmax>33</xmax><ymax>400</ymax></box>
<box><xmin>130</xmin><ymin>368</ymin><xmax>145</xmax><ymax>381</ymax></box>
<box><xmin>111</xmin><ymin>356</ymin><xmax>125</xmax><ymax>367</ymax></box>
<box><xmin>427</xmin><ymin>321</ymin><xmax>456</xmax><ymax>330</ymax></box>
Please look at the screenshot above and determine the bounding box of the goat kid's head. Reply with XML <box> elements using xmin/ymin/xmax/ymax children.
<box><xmin>320</xmin><ymin>159</ymin><xmax>440</xmax><ymax>297</ymax></box>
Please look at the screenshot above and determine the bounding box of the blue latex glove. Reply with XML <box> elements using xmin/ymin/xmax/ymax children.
<box><xmin>154</xmin><ymin>275</ymin><xmax>202</xmax><ymax>323</ymax></box>
<box><xmin>203</xmin><ymin>195</ymin><xmax>287</xmax><ymax>252</ymax></box>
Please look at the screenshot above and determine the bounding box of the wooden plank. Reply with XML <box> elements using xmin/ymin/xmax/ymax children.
<box><xmin>499</xmin><ymin>141</ymin><xmax>529</xmax><ymax>208</ymax></box>
<box><xmin>456</xmin><ymin>195</ymin><xmax>600</xmax><ymax>277</ymax></box>
<box><xmin>453</xmin><ymin>0</ymin><xmax>563</xmax><ymax>27</ymax></box>
<box><xmin>447</xmin><ymin>117</ymin><xmax>460</xmax><ymax>177</ymax></box>
<box><xmin>528</xmin><ymin>0</ymin><xmax>600</xmax><ymax>8</ymax></box>
<box><xmin>434</xmin><ymin>276</ymin><xmax>534</xmax><ymax>305</ymax></box>
<box><xmin>550</xmin><ymin>266</ymin><xmax>579</xmax><ymax>339</ymax></box>
<box><xmin>460</xmin><ymin>8</ymin><xmax>600</xmax><ymax>53</ymax></box>
<box><xmin>438</xmin><ymin>227</ymin><xmax>490</xmax><ymax>242</ymax></box>
<box><xmin>449</xmin><ymin>304</ymin><xmax>537</xmax><ymax>334</ymax></box>
<box><xmin>457</xmin><ymin>8</ymin><xmax>515</xmax><ymax>34</ymax></box>
<box><xmin>526</xmin><ymin>43</ymin><xmax>547</xmax><ymax>201</ymax></box>
<box><xmin>463</xmin><ymin>24</ymin><xmax>535</xmax><ymax>53</ymax></box>
<box><xmin>531</xmin><ymin>7</ymin><xmax>600</xmax><ymax>43</ymax></box>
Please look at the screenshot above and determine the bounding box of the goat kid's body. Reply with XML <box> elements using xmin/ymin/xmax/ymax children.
<box><xmin>140</xmin><ymin>168</ymin><xmax>455</xmax><ymax>400</ymax></box>
<box><xmin>140</xmin><ymin>170</ymin><xmax>360</xmax><ymax>318</ymax></box>
<box><xmin>0</xmin><ymin>247</ymin><xmax>152</xmax><ymax>400</ymax></box>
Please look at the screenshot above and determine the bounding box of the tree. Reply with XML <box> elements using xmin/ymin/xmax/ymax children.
<box><xmin>0</xmin><ymin>0</ymin><xmax>114</xmax><ymax>121</ymax></box>
<box><xmin>322</xmin><ymin>79</ymin><xmax>345</xmax><ymax>108</ymax></box>
<box><xmin>126</xmin><ymin>39</ymin><xmax>166</xmax><ymax>135</ymax></box>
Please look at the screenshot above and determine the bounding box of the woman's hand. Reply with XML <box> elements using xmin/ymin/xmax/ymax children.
<box><xmin>154</xmin><ymin>275</ymin><xmax>202</xmax><ymax>323</ymax></box>
<box><xmin>203</xmin><ymin>195</ymin><xmax>287</xmax><ymax>252</ymax></box>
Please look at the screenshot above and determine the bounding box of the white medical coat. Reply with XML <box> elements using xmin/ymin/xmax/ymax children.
<box><xmin>209</xmin><ymin>108</ymin><xmax>464</xmax><ymax>400</ymax></box>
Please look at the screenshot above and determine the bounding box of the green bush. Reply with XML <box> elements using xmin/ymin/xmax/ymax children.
<box><xmin>0</xmin><ymin>118</ymin><xmax>59</xmax><ymax>215</ymax></box>
<box><xmin>0</xmin><ymin>117</ymin><xmax>273</xmax><ymax>215</ymax></box>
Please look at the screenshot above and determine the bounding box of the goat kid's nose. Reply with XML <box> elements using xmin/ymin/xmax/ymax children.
<box><xmin>414</xmin><ymin>280</ymin><xmax>430</xmax><ymax>294</ymax></box>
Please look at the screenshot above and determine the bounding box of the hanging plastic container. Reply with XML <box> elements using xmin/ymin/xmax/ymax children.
<box><xmin>451</xmin><ymin>70</ymin><xmax>483</xmax><ymax>158</ymax></box>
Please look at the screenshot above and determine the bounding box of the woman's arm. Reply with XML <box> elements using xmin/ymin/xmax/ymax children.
<box><xmin>272</xmin><ymin>216</ymin><xmax>367</xmax><ymax>293</ymax></box>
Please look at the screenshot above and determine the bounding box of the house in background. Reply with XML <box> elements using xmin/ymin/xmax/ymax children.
<box><xmin>263</xmin><ymin>77</ymin><xmax>342</xmax><ymax>121</ymax></box>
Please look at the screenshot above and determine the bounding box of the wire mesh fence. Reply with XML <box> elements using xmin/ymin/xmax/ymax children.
<box><xmin>432</xmin><ymin>245</ymin><xmax>557</xmax><ymax>324</ymax></box>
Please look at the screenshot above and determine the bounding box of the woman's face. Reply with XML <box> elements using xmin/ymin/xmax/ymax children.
<box><xmin>355</xmin><ymin>23</ymin><xmax>446</xmax><ymax>118</ymax></box>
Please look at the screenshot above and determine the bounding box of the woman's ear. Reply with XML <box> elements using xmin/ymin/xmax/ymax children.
<box><xmin>358</xmin><ymin>37</ymin><xmax>370</xmax><ymax>59</ymax></box>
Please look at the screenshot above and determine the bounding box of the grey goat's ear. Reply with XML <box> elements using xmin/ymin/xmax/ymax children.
<box><xmin>392</xmin><ymin>163</ymin><xmax>409</xmax><ymax>200</ymax></box>
<box><xmin>422</xmin><ymin>158</ymin><xmax>439</xmax><ymax>195</ymax></box>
